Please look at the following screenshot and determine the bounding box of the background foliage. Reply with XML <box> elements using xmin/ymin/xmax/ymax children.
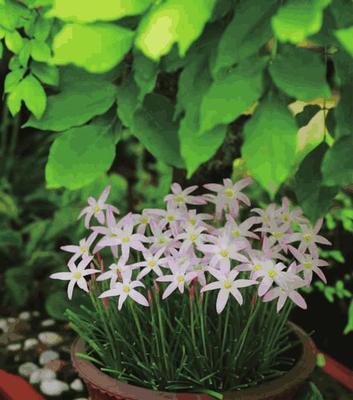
<box><xmin>1</xmin><ymin>0</ymin><xmax>353</xmax><ymax>219</ymax></box>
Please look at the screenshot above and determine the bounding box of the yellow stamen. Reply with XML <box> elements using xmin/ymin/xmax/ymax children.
<box><xmin>268</xmin><ymin>269</ymin><xmax>277</xmax><ymax>279</ymax></box>
<box><xmin>80</xmin><ymin>245</ymin><xmax>87</xmax><ymax>254</ymax></box>
<box><xmin>223</xmin><ymin>280</ymin><xmax>232</xmax><ymax>289</ymax></box>
<box><xmin>93</xmin><ymin>206</ymin><xmax>100</xmax><ymax>214</ymax></box>
<box><xmin>140</xmin><ymin>216</ymin><xmax>148</xmax><ymax>224</ymax></box>
<box><xmin>225</xmin><ymin>188</ymin><xmax>234</xmax><ymax>198</ymax></box>
<box><xmin>175</xmin><ymin>194</ymin><xmax>185</xmax><ymax>202</ymax></box>
<box><xmin>253</xmin><ymin>264</ymin><xmax>262</xmax><ymax>271</ymax></box>
<box><xmin>303</xmin><ymin>233</ymin><xmax>312</xmax><ymax>242</ymax></box>
<box><xmin>177</xmin><ymin>275</ymin><xmax>185</xmax><ymax>283</ymax></box>
<box><xmin>148</xmin><ymin>260</ymin><xmax>156</xmax><ymax>268</ymax></box>
<box><xmin>73</xmin><ymin>272</ymin><xmax>81</xmax><ymax>279</ymax></box>
<box><xmin>282</xmin><ymin>213</ymin><xmax>290</xmax><ymax>222</ymax></box>
<box><xmin>220</xmin><ymin>249</ymin><xmax>229</xmax><ymax>258</ymax></box>
<box><xmin>272</xmin><ymin>231</ymin><xmax>282</xmax><ymax>240</ymax></box>
<box><xmin>158</xmin><ymin>236</ymin><xmax>167</xmax><ymax>245</ymax></box>
<box><xmin>304</xmin><ymin>261</ymin><xmax>313</xmax><ymax>269</ymax></box>
<box><xmin>166</xmin><ymin>214</ymin><xmax>175</xmax><ymax>222</ymax></box>
<box><xmin>122</xmin><ymin>285</ymin><xmax>130</xmax><ymax>293</ymax></box>
<box><xmin>189</xmin><ymin>218</ymin><xmax>196</xmax><ymax>225</ymax></box>
<box><xmin>189</xmin><ymin>233</ymin><xmax>197</xmax><ymax>242</ymax></box>
<box><xmin>122</xmin><ymin>237</ymin><xmax>130</xmax><ymax>243</ymax></box>
<box><xmin>232</xmin><ymin>229</ymin><xmax>241</xmax><ymax>238</ymax></box>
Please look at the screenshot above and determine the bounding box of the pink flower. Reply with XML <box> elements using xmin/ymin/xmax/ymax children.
<box><xmin>225</xmin><ymin>216</ymin><xmax>259</xmax><ymax>241</ymax></box>
<box><xmin>78</xmin><ymin>186</ymin><xmax>119</xmax><ymax>228</ymax></box>
<box><xmin>289</xmin><ymin>246</ymin><xmax>328</xmax><ymax>284</ymax></box>
<box><xmin>156</xmin><ymin>259</ymin><xmax>197</xmax><ymax>299</ymax></box>
<box><xmin>277</xmin><ymin>197</ymin><xmax>308</xmax><ymax>225</ymax></box>
<box><xmin>148</xmin><ymin>221</ymin><xmax>180</xmax><ymax>254</ymax></box>
<box><xmin>204</xmin><ymin>178</ymin><xmax>252</xmax><ymax>219</ymax></box>
<box><xmin>99</xmin><ymin>279</ymin><xmax>148</xmax><ymax>310</ymax></box>
<box><xmin>164</xmin><ymin>183</ymin><xmax>206</xmax><ymax>209</ymax></box>
<box><xmin>249</xmin><ymin>204</ymin><xmax>277</xmax><ymax>227</ymax></box>
<box><xmin>198</xmin><ymin>230</ymin><xmax>248</xmax><ymax>271</ymax></box>
<box><xmin>253</xmin><ymin>261</ymin><xmax>288</xmax><ymax>297</ymax></box>
<box><xmin>201</xmin><ymin>268</ymin><xmax>257</xmax><ymax>313</ymax></box>
<box><xmin>177</xmin><ymin>225</ymin><xmax>207</xmax><ymax>252</ymax></box>
<box><xmin>263</xmin><ymin>278</ymin><xmax>307</xmax><ymax>312</ymax></box>
<box><xmin>50</xmin><ymin>256</ymin><xmax>99</xmax><ymax>300</ymax></box>
<box><xmin>60</xmin><ymin>232</ymin><xmax>97</xmax><ymax>262</ymax></box>
<box><xmin>131</xmin><ymin>249</ymin><xmax>168</xmax><ymax>279</ymax></box>
<box><xmin>96</xmin><ymin>260</ymin><xmax>133</xmax><ymax>285</ymax></box>
<box><xmin>286</xmin><ymin>219</ymin><xmax>331</xmax><ymax>255</ymax></box>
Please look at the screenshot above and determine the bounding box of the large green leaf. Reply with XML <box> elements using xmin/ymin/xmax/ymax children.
<box><xmin>200</xmin><ymin>57</ymin><xmax>266</xmax><ymax>132</ymax></box>
<box><xmin>52</xmin><ymin>23</ymin><xmax>134</xmax><ymax>73</ymax></box>
<box><xmin>45</xmin><ymin>121</ymin><xmax>117</xmax><ymax>190</ymax></box>
<box><xmin>322</xmin><ymin>135</ymin><xmax>353</xmax><ymax>186</ymax></box>
<box><xmin>334</xmin><ymin>82</ymin><xmax>353</xmax><ymax>139</ymax></box>
<box><xmin>177</xmin><ymin>54</ymin><xmax>227</xmax><ymax>176</ymax></box>
<box><xmin>0</xmin><ymin>1</ymin><xmax>31</xmax><ymax>31</ymax></box>
<box><xmin>242</xmin><ymin>96</ymin><xmax>297</xmax><ymax>195</ymax></box>
<box><xmin>212</xmin><ymin>0</ymin><xmax>277</xmax><ymax>77</ymax></box>
<box><xmin>295</xmin><ymin>143</ymin><xmax>338</xmax><ymax>221</ymax></box>
<box><xmin>269</xmin><ymin>46</ymin><xmax>331</xmax><ymax>101</ymax></box>
<box><xmin>133</xmin><ymin>50</ymin><xmax>158</xmax><ymax>102</ymax></box>
<box><xmin>132</xmin><ymin>94</ymin><xmax>184</xmax><ymax>168</ymax></box>
<box><xmin>48</xmin><ymin>0</ymin><xmax>152</xmax><ymax>22</ymax></box>
<box><xmin>135</xmin><ymin>0</ymin><xmax>216</xmax><ymax>61</ymax></box>
<box><xmin>272</xmin><ymin>0</ymin><xmax>331</xmax><ymax>44</ymax></box>
<box><xmin>24</xmin><ymin>79</ymin><xmax>116</xmax><ymax>131</ymax></box>
<box><xmin>335</xmin><ymin>26</ymin><xmax>353</xmax><ymax>56</ymax></box>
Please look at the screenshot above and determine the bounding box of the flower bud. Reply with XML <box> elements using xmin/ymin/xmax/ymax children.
<box><xmin>147</xmin><ymin>289</ymin><xmax>153</xmax><ymax>305</ymax></box>
<box><xmin>153</xmin><ymin>280</ymin><xmax>160</xmax><ymax>294</ymax></box>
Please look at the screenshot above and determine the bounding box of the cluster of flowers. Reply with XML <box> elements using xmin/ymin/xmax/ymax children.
<box><xmin>51</xmin><ymin>179</ymin><xmax>331</xmax><ymax>313</ymax></box>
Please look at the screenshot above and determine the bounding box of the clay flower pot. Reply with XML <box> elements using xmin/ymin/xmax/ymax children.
<box><xmin>71</xmin><ymin>323</ymin><xmax>316</xmax><ymax>400</ymax></box>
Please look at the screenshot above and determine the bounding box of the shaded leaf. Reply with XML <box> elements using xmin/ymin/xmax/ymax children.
<box><xmin>31</xmin><ymin>61</ymin><xmax>59</xmax><ymax>86</ymax></box>
<box><xmin>335</xmin><ymin>26</ymin><xmax>353</xmax><ymax>56</ymax></box>
<box><xmin>133</xmin><ymin>51</ymin><xmax>158</xmax><ymax>102</ymax></box>
<box><xmin>269</xmin><ymin>46</ymin><xmax>331</xmax><ymax>101</ymax></box>
<box><xmin>242</xmin><ymin>95</ymin><xmax>297</xmax><ymax>195</ymax></box>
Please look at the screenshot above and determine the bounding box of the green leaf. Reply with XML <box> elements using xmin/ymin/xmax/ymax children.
<box><xmin>116</xmin><ymin>74</ymin><xmax>140</xmax><ymax>128</ymax></box>
<box><xmin>18</xmin><ymin>39</ymin><xmax>31</xmax><ymax>66</ymax></box>
<box><xmin>30</xmin><ymin>38</ymin><xmax>51</xmax><ymax>62</ymax></box>
<box><xmin>200</xmin><ymin>57</ymin><xmax>266</xmax><ymax>132</ymax></box>
<box><xmin>335</xmin><ymin>26</ymin><xmax>353</xmax><ymax>56</ymax></box>
<box><xmin>52</xmin><ymin>23</ymin><xmax>134</xmax><ymax>73</ymax></box>
<box><xmin>295</xmin><ymin>143</ymin><xmax>338</xmax><ymax>221</ymax></box>
<box><xmin>177</xmin><ymin>54</ymin><xmax>227</xmax><ymax>176</ymax></box>
<box><xmin>24</xmin><ymin>79</ymin><xmax>116</xmax><ymax>131</ymax></box>
<box><xmin>5</xmin><ymin>30</ymin><xmax>24</xmax><ymax>53</ymax></box>
<box><xmin>133</xmin><ymin>51</ymin><xmax>158</xmax><ymax>102</ymax></box>
<box><xmin>0</xmin><ymin>1</ymin><xmax>31</xmax><ymax>31</ymax></box>
<box><xmin>33</xmin><ymin>16</ymin><xmax>52</xmax><ymax>41</ymax></box>
<box><xmin>31</xmin><ymin>61</ymin><xmax>59</xmax><ymax>86</ymax></box>
<box><xmin>132</xmin><ymin>94</ymin><xmax>184</xmax><ymax>168</ymax></box>
<box><xmin>269</xmin><ymin>46</ymin><xmax>331</xmax><ymax>101</ymax></box>
<box><xmin>45</xmin><ymin>121</ymin><xmax>117</xmax><ymax>190</ymax></box>
<box><xmin>135</xmin><ymin>0</ymin><xmax>216</xmax><ymax>61</ymax></box>
<box><xmin>5</xmin><ymin>267</ymin><xmax>31</xmax><ymax>308</ymax></box>
<box><xmin>272</xmin><ymin>0</ymin><xmax>331</xmax><ymax>44</ymax></box>
<box><xmin>8</xmin><ymin>74</ymin><xmax>47</xmax><ymax>119</ymax></box>
<box><xmin>212</xmin><ymin>0</ymin><xmax>277</xmax><ymax>77</ymax></box>
<box><xmin>322</xmin><ymin>135</ymin><xmax>353</xmax><ymax>186</ymax></box>
<box><xmin>344</xmin><ymin>300</ymin><xmax>353</xmax><ymax>335</ymax></box>
<box><xmin>334</xmin><ymin>82</ymin><xmax>353</xmax><ymax>139</ymax></box>
<box><xmin>45</xmin><ymin>290</ymin><xmax>92</xmax><ymax>321</ymax></box>
<box><xmin>242</xmin><ymin>96</ymin><xmax>297</xmax><ymax>195</ymax></box>
<box><xmin>295</xmin><ymin>104</ymin><xmax>321</xmax><ymax>127</ymax></box>
<box><xmin>48</xmin><ymin>0</ymin><xmax>152</xmax><ymax>22</ymax></box>
<box><xmin>4</xmin><ymin>68</ymin><xmax>25</xmax><ymax>93</ymax></box>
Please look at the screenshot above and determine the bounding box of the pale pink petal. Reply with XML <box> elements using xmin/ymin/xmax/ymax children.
<box><xmin>129</xmin><ymin>290</ymin><xmax>149</xmax><ymax>307</ymax></box>
<box><xmin>50</xmin><ymin>272</ymin><xmax>72</xmax><ymax>281</ymax></box>
<box><xmin>99</xmin><ymin>287</ymin><xmax>121</xmax><ymax>298</ymax></box>
<box><xmin>61</xmin><ymin>245</ymin><xmax>79</xmax><ymax>253</ymax></box>
<box><xmin>67</xmin><ymin>280</ymin><xmax>75</xmax><ymax>300</ymax></box>
<box><xmin>230</xmin><ymin>287</ymin><xmax>243</xmax><ymax>305</ymax></box>
<box><xmin>289</xmin><ymin>291</ymin><xmax>307</xmax><ymax>309</ymax></box>
<box><xmin>118</xmin><ymin>293</ymin><xmax>128</xmax><ymax>310</ymax></box>
<box><xmin>96</xmin><ymin>210</ymin><xmax>105</xmax><ymax>224</ymax></box>
<box><xmin>99</xmin><ymin>185</ymin><xmax>111</xmax><ymax>204</ymax></box>
<box><xmin>233</xmin><ymin>279</ymin><xmax>257</xmax><ymax>288</ymax></box>
<box><xmin>314</xmin><ymin>218</ymin><xmax>323</xmax><ymax>234</ymax></box>
<box><xmin>201</xmin><ymin>281</ymin><xmax>222</xmax><ymax>292</ymax></box>
<box><xmin>77</xmin><ymin>277</ymin><xmax>88</xmax><ymax>292</ymax></box>
<box><xmin>258</xmin><ymin>278</ymin><xmax>273</xmax><ymax>296</ymax></box>
<box><xmin>204</xmin><ymin>183</ymin><xmax>223</xmax><ymax>192</ymax></box>
<box><xmin>263</xmin><ymin>288</ymin><xmax>280</xmax><ymax>302</ymax></box>
<box><xmin>78</xmin><ymin>206</ymin><xmax>90</xmax><ymax>219</ymax></box>
<box><xmin>162</xmin><ymin>282</ymin><xmax>178</xmax><ymax>299</ymax></box>
<box><xmin>277</xmin><ymin>294</ymin><xmax>287</xmax><ymax>312</ymax></box>
<box><xmin>97</xmin><ymin>270</ymin><xmax>114</xmax><ymax>281</ymax></box>
<box><xmin>216</xmin><ymin>290</ymin><xmax>230</xmax><ymax>313</ymax></box>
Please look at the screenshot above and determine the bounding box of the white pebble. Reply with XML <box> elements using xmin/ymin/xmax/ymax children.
<box><xmin>39</xmin><ymin>350</ymin><xmax>59</xmax><ymax>365</ymax></box>
<box><xmin>38</xmin><ymin>331</ymin><xmax>63</xmax><ymax>346</ymax></box>
<box><xmin>18</xmin><ymin>362</ymin><xmax>39</xmax><ymax>377</ymax></box>
<box><xmin>32</xmin><ymin>311</ymin><xmax>40</xmax><ymax>317</ymax></box>
<box><xmin>24</xmin><ymin>338</ymin><xmax>39</xmax><ymax>351</ymax></box>
<box><xmin>30</xmin><ymin>368</ymin><xmax>56</xmax><ymax>384</ymax></box>
<box><xmin>40</xmin><ymin>379</ymin><xmax>69</xmax><ymax>396</ymax></box>
<box><xmin>70</xmin><ymin>378</ymin><xmax>84</xmax><ymax>392</ymax></box>
<box><xmin>75</xmin><ymin>398</ymin><xmax>88</xmax><ymax>400</ymax></box>
<box><xmin>41</xmin><ymin>319</ymin><xmax>55</xmax><ymax>327</ymax></box>
<box><xmin>19</xmin><ymin>311</ymin><xmax>31</xmax><ymax>321</ymax></box>
<box><xmin>0</xmin><ymin>318</ymin><xmax>8</xmax><ymax>332</ymax></box>
<box><xmin>7</xmin><ymin>317</ymin><xmax>16</xmax><ymax>323</ymax></box>
<box><xmin>7</xmin><ymin>343</ymin><xmax>21</xmax><ymax>352</ymax></box>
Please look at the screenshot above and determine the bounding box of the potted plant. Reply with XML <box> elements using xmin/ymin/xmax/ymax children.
<box><xmin>51</xmin><ymin>180</ymin><xmax>330</xmax><ymax>400</ymax></box>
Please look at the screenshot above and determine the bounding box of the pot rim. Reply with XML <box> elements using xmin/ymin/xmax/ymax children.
<box><xmin>71</xmin><ymin>322</ymin><xmax>317</xmax><ymax>400</ymax></box>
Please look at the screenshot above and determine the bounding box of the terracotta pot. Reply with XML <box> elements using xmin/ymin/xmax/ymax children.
<box><xmin>71</xmin><ymin>323</ymin><xmax>316</xmax><ymax>400</ymax></box>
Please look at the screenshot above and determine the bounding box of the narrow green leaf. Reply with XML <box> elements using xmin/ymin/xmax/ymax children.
<box><xmin>135</xmin><ymin>0</ymin><xmax>216</xmax><ymax>60</ymax></box>
<box><xmin>335</xmin><ymin>26</ymin><xmax>353</xmax><ymax>56</ymax></box>
<box><xmin>52</xmin><ymin>23</ymin><xmax>134</xmax><ymax>73</ymax></box>
<box><xmin>272</xmin><ymin>0</ymin><xmax>331</xmax><ymax>44</ymax></box>
<box><xmin>45</xmin><ymin>122</ymin><xmax>116</xmax><ymax>190</ymax></box>
<box><xmin>200</xmin><ymin>57</ymin><xmax>266</xmax><ymax>132</ymax></box>
<box><xmin>270</xmin><ymin>46</ymin><xmax>331</xmax><ymax>101</ymax></box>
<box><xmin>344</xmin><ymin>300</ymin><xmax>353</xmax><ymax>335</ymax></box>
<box><xmin>242</xmin><ymin>96</ymin><xmax>297</xmax><ymax>195</ymax></box>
